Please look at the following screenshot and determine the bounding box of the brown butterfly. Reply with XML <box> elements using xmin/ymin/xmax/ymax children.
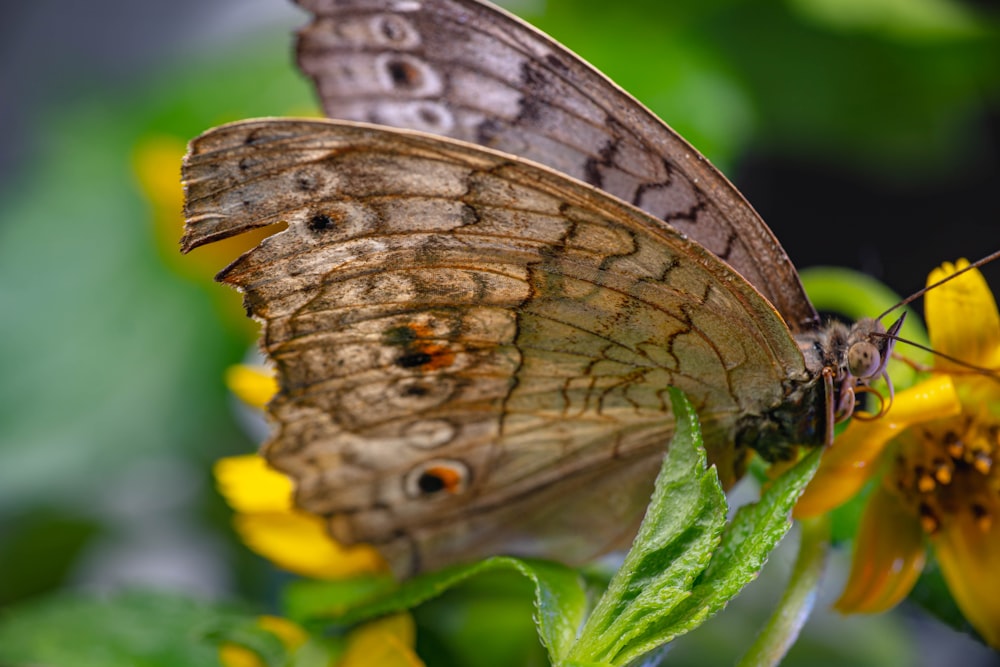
<box><xmin>181</xmin><ymin>0</ymin><xmax>901</xmax><ymax>576</ymax></box>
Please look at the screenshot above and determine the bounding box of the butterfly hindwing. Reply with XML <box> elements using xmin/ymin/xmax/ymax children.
<box><xmin>182</xmin><ymin>117</ymin><xmax>810</xmax><ymax>574</ymax></box>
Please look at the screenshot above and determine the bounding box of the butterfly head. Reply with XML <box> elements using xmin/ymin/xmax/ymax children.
<box><xmin>847</xmin><ymin>315</ymin><xmax>902</xmax><ymax>380</ymax></box>
<box><xmin>834</xmin><ymin>313</ymin><xmax>906</xmax><ymax>421</ymax></box>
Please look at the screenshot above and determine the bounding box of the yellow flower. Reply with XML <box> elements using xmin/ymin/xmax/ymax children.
<box><xmin>133</xmin><ymin>134</ymin><xmax>285</xmax><ymax>339</ymax></box>
<box><xmin>219</xmin><ymin>613</ymin><xmax>425</xmax><ymax>667</ymax></box>
<box><xmin>217</xmin><ymin>365</ymin><xmax>424</xmax><ymax>666</ymax></box>
<box><xmin>338</xmin><ymin>613</ymin><xmax>427</xmax><ymax>667</ymax></box>
<box><xmin>217</xmin><ymin>364</ymin><xmax>388</xmax><ymax>579</ymax></box>
<box><xmin>215</xmin><ymin>454</ymin><xmax>388</xmax><ymax>579</ymax></box>
<box><xmin>797</xmin><ymin>259</ymin><xmax>1000</xmax><ymax>648</ymax></box>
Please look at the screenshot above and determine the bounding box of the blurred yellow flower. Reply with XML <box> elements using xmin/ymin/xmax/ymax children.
<box><xmin>217</xmin><ymin>364</ymin><xmax>388</xmax><ymax>579</ymax></box>
<box><xmin>219</xmin><ymin>613</ymin><xmax>424</xmax><ymax>667</ymax></box>
<box><xmin>797</xmin><ymin>259</ymin><xmax>1000</xmax><ymax>648</ymax></box>
<box><xmin>219</xmin><ymin>615</ymin><xmax>307</xmax><ymax>667</ymax></box>
<box><xmin>133</xmin><ymin>134</ymin><xmax>286</xmax><ymax>338</ymax></box>
<box><xmin>225</xmin><ymin>364</ymin><xmax>278</xmax><ymax>410</ymax></box>
<box><xmin>217</xmin><ymin>365</ymin><xmax>422</xmax><ymax>666</ymax></box>
<box><xmin>339</xmin><ymin>613</ymin><xmax>426</xmax><ymax>667</ymax></box>
<box><xmin>214</xmin><ymin>454</ymin><xmax>388</xmax><ymax>579</ymax></box>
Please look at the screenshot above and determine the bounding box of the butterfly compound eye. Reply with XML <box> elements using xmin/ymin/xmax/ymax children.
<box><xmin>848</xmin><ymin>341</ymin><xmax>882</xmax><ymax>379</ymax></box>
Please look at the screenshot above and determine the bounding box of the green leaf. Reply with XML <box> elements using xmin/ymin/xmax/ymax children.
<box><xmin>206</xmin><ymin>614</ymin><xmax>341</xmax><ymax>667</ymax></box>
<box><xmin>567</xmin><ymin>390</ymin><xmax>822</xmax><ymax>666</ymax></box>
<box><xmin>410</xmin><ymin>571</ymin><xmax>550</xmax><ymax>667</ymax></box>
<box><xmin>786</xmin><ymin>0</ymin><xmax>984</xmax><ymax>41</ymax></box>
<box><xmin>204</xmin><ymin>618</ymin><xmax>288</xmax><ymax>667</ymax></box>
<box><xmin>333</xmin><ymin>556</ymin><xmax>587</xmax><ymax>664</ymax></box>
<box><xmin>567</xmin><ymin>388</ymin><xmax>727</xmax><ymax>666</ymax></box>
<box><xmin>282</xmin><ymin>574</ymin><xmax>397</xmax><ymax>623</ymax></box>
<box><xmin>659</xmin><ymin>449</ymin><xmax>822</xmax><ymax>649</ymax></box>
<box><xmin>0</xmin><ymin>589</ymin><xmax>259</xmax><ymax>667</ymax></box>
<box><xmin>0</xmin><ymin>509</ymin><xmax>103</xmax><ymax>605</ymax></box>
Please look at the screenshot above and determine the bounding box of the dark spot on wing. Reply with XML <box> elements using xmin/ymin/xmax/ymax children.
<box><xmin>417</xmin><ymin>471</ymin><xmax>446</xmax><ymax>493</ymax></box>
<box><xmin>295</xmin><ymin>170</ymin><xmax>320</xmax><ymax>192</ymax></box>
<box><xmin>475</xmin><ymin>117</ymin><xmax>504</xmax><ymax>146</ymax></box>
<box><xmin>386</xmin><ymin>58</ymin><xmax>422</xmax><ymax>89</ymax></box>
<box><xmin>402</xmin><ymin>383</ymin><xmax>429</xmax><ymax>397</ymax></box>
<box><xmin>307</xmin><ymin>213</ymin><xmax>336</xmax><ymax>233</ymax></box>
<box><xmin>244</xmin><ymin>129</ymin><xmax>268</xmax><ymax>145</ymax></box>
<box><xmin>385</xmin><ymin>322</ymin><xmax>456</xmax><ymax>371</ymax></box>
<box><xmin>545</xmin><ymin>53</ymin><xmax>569</xmax><ymax>73</ymax></box>
<box><xmin>397</xmin><ymin>351</ymin><xmax>434</xmax><ymax>368</ymax></box>
<box><xmin>378</xmin><ymin>15</ymin><xmax>408</xmax><ymax>42</ymax></box>
<box><xmin>418</xmin><ymin>106</ymin><xmax>443</xmax><ymax>126</ymax></box>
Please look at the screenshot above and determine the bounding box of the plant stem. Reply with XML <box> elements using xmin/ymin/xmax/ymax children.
<box><xmin>735</xmin><ymin>514</ymin><xmax>830</xmax><ymax>667</ymax></box>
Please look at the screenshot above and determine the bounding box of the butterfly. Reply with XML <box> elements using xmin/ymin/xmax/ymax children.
<box><xmin>181</xmin><ymin>0</ymin><xmax>902</xmax><ymax>576</ymax></box>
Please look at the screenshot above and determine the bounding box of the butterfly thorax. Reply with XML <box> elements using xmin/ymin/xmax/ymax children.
<box><xmin>736</xmin><ymin>317</ymin><xmax>896</xmax><ymax>462</ymax></box>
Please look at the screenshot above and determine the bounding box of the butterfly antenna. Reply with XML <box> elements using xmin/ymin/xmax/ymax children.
<box><xmin>876</xmin><ymin>332</ymin><xmax>1000</xmax><ymax>382</ymax></box>
<box><xmin>867</xmin><ymin>250</ymin><xmax>1000</xmax><ymax>383</ymax></box>
<box><xmin>877</xmin><ymin>248</ymin><xmax>1000</xmax><ymax>321</ymax></box>
<box><xmin>868</xmin><ymin>322</ymin><xmax>1000</xmax><ymax>387</ymax></box>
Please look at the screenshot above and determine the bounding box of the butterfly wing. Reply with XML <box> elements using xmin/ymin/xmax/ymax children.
<box><xmin>183</xmin><ymin>118</ymin><xmax>811</xmax><ymax>575</ymax></box>
<box><xmin>295</xmin><ymin>0</ymin><xmax>820</xmax><ymax>333</ymax></box>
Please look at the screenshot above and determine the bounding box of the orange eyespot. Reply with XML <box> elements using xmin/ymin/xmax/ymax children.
<box><xmin>385</xmin><ymin>322</ymin><xmax>456</xmax><ymax>371</ymax></box>
<box><xmin>406</xmin><ymin>459</ymin><xmax>469</xmax><ymax>498</ymax></box>
<box><xmin>420</xmin><ymin>466</ymin><xmax>463</xmax><ymax>493</ymax></box>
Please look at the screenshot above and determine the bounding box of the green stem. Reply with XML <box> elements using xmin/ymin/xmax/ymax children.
<box><xmin>735</xmin><ymin>515</ymin><xmax>831</xmax><ymax>667</ymax></box>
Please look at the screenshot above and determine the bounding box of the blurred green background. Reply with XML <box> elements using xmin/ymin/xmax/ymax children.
<box><xmin>1</xmin><ymin>0</ymin><xmax>999</xmax><ymax>664</ymax></box>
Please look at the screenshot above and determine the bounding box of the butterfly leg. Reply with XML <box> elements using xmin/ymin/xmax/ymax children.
<box><xmin>821</xmin><ymin>367</ymin><xmax>837</xmax><ymax>447</ymax></box>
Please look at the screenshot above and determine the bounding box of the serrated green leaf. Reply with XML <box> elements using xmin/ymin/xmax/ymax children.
<box><xmin>566</xmin><ymin>390</ymin><xmax>823</xmax><ymax>667</ymax></box>
<box><xmin>0</xmin><ymin>589</ymin><xmax>258</xmax><ymax>667</ymax></box>
<box><xmin>567</xmin><ymin>388</ymin><xmax>727</xmax><ymax>665</ymax></box>
<box><xmin>649</xmin><ymin>449</ymin><xmax>822</xmax><ymax>655</ymax></box>
<box><xmin>704</xmin><ymin>450</ymin><xmax>822</xmax><ymax>585</ymax></box>
<box><xmin>334</xmin><ymin>556</ymin><xmax>587</xmax><ymax>664</ymax></box>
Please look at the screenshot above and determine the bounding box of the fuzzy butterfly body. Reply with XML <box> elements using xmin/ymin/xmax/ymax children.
<box><xmin>182</xmin><ymin>0</ymin><xmax>896</xmax><ymax>576</ymax></box>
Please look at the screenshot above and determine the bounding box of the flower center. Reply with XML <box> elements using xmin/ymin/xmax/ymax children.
<box><xmin>892</xmin><ymin>415</ymin><xmax>1000</xmax><ymax>534</ymax></box>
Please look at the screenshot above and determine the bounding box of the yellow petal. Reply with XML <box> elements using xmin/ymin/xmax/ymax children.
<box><xmin>133</xmin><ymin>133</ymin><xmax>286</xmax><ymax>274</ymax></box>
<box><xmin>932</xmin><ymin>511</ymin><xmax>1000</xmax><ymax>649</ymax></box>
<box><xmin>134</xmin><ymin>136</ymin><xmax>277</xmax><ymax>339</ymax></box>
<box><xmin>233</xmin><ymin>510</ymin><xmax>387</xmax><ymax>579</ymax></box>
<box><xmin>835</xmin><ymin>484</ymin><xmax>926</xmax><ymax>613</ymax></box>
<box><xmin>339</xmin><ymin>613</ymin><xmax>425</xmax><ymax>667</ymax></box>
<box><xmin>796</xmin><ymin>375</ymin><xmax>961</xmax><ymax>517</ymax></box>
<box><xmin>226</xmin><ymin>364</ymin><xmax>278</xmax><ymax>409</ymax></box>
<box><xmin>926</xmin><ymin>259</ymin><xmax>1000</xmax><ymax>372</ymax></box>
<box><xmin>215</xmin><ymin>455</ymin><xmax>388</xmax><ymax>578</ymax></box>
<box><xmin>132</xmin><ymin>135</ymin><xmax>186</xmax><ymax>218</ymax></box>
<box><xmin>256</xmin><ymin>615</ymin><xmax>309</xmax><ymax>650</ymax></box>
<box><xmin>214</xmin><ymin>455</ymin><xmax>294</xmax><ymax>513</ymax></box>
<box><xmin>219</xmin><ymin>644</ymin><xmax>266</xmax><ymax>667</ymax></box>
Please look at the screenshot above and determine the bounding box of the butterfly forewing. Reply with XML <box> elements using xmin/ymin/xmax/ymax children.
<box><xmin>295</xmin><ymin>0</ymin><xmax>820</xmax><ymax>333</ymax></box>
<box><xmin>182</xmin><ymin>118</ymin><xmax>811</xmax><ymax>574</ymax></box>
